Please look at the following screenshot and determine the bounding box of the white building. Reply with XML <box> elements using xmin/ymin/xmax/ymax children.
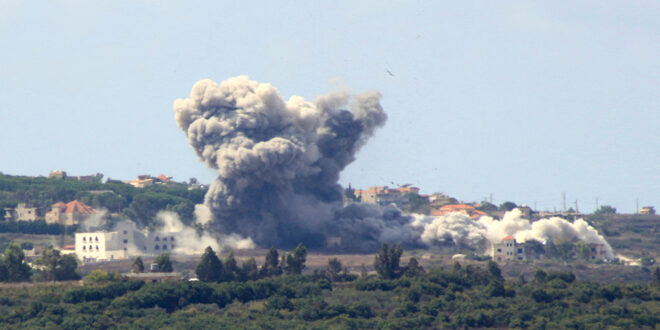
<box><xmin>491</xmin><ymin>236</ymin><xmax>526</xmax><ymax>262</ymax></box>
<box><xmin>75</xmin><ymin>220</ymin><xmax>181</xmax><ymax>263</ymax></box>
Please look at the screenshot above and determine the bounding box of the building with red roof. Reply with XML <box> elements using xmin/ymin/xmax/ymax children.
<box><xmin>491</xmin><ymin>236</ymin><xmax>526</xmax><ymax>263</ymax></box>
<box><xmin>46</xmin><ymin>200</ymin><xmax>96</xmax><ymax>226</ymax></box>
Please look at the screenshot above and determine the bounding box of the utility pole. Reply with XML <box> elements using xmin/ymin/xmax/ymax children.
<box><xmin>595</xmin><ymin>197</ymin><xmax>599</xmax><ymax>211</ymax></box>
<box><xmin>562</xmin><ymin>192</ymin><xmax>566</xmax><ymax>213</ymax></box>
<box><xmin>574</xmin><ymin>200</ymin><xmax>579</xmax><ymax>213</ymax></box>
<box><xmin>636</xmin><ymin>199</ymin><xmax>639</xmax><ymax>214</ymax></box>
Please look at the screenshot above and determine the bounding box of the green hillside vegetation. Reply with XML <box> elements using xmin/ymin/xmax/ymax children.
<box><xmin>0</xmin><ymin>173</ymin><xmax>206</xmax><ymax>229</ymax></box>
<box><xmin>1</xmin><ymin>260</ymin><xmax>660</xmax><ymax>328</ymax></box>
<box><xmin>0</xmin><ymin>244</ymin><xmax>659</xmax><ymax>328</ymax></box>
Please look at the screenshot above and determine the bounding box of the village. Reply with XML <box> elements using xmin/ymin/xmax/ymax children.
<box><xmin>3</xmin><ymin>171</ymin><xmax>654</xmax><ymax>271</ymax></box>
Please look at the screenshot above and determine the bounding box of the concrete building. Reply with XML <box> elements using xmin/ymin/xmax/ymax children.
<box><xmin>75</xmin><ymin>220</ymin><xmax>181</xmax><ymax>263</ymax></box>
<box><xmin>491</xmin><ymin>236</ymin><xmax>526</xmax><ymax>262</ymax></box>
<box><xmin>354</xmin><ymin>185</ymin><xmax>424</xmax><ymax>211</ymax></box>
<box><xmin>128</xmin><ymin>177</ymin><xmax>154</xmax><ymax>188</ymax></box>
<box><xmin>640</xmin><ymin>206</ymin><xmax>656</xmax><ymax>215</ymax></box>
<box><xmin>586</xmin><ymin>243</ymin><xmax>606</xmax><ymax>260</ymax></box>
<box><xmin>45</xmin><ymin>200</ymin><xmax>96</xmax><ymax>226</ymax></box>
<box><xmin>4</xmin><ymin>203</ymin><xmax>42</xmax><ymax>221</ymax></box>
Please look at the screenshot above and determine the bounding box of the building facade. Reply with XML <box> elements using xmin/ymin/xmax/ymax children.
<box><xmin>491</xmin><ymin>236</ymin><xmax>526</xmax><ymax>262</ymax></box>
<box><xmin>75</xmin><ymin>220</ymin><xmax>181</xmax><ymax>263</ymax></box>
<box><xmin>45</xmin><ymin>200</ymin><xmax>96</xmax><ymax>226</ymax></box>
<box><xmin>4</xmin><ymin>203</ymin><xmax>42</xmax><ymax>221</ymax></box>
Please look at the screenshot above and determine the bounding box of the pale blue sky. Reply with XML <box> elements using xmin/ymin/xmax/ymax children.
<box><xmin>1</xmin><ymin>1</ymin><xmax>658</xmax><ymax>213</ymax></box>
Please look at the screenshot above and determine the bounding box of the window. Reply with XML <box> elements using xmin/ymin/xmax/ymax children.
<box><xmin>170</xmin><ymin>236</ymin><xmax>175</xmax><ymax>241</ymax></box>
<box><xmin>171</xmin><ymin>244</ymin><xmax>175</xmax><ymax>249</ymax></box>
<box><xmin>162</xmin><ymin>237</ymin><xmax>167</xmax><ymax>241</ymax></box>
<box><xmin>155</xmin><ymin>245</ymin><xmax>160</xmax><ymax>250</ymax></box>
<box><xmin>123</xmin><ymin>239</ymin><xmax>128</xmax><ymax>244</ymax></box>
<box><xmin>95</xmin><ymin>246</ymin><xmax>99</xmax><ymax>250</ymax></box>
<box><xmin>497</xmin><ymin>248</ymin><xmax>501</xmax><ymax>252</ymax></box>
<box><xmin>83</xmin><ymin>237</ymin><xmax>86</xmax><ymax>242</ymax></box>
<box><xmin>123</xmin><ymin>230</ymin><xmax>127</xmax><ymax>235</ymax></box>
<box><xmin>155</xmin><ymin>236</ymin><xmax>160</xmax><ymax>241</ymax></box>
<box><xmin>163</xmin><ymin>244</ymin><xmax>167</xmax><ymax>250</ymax></box>
<box><xmin>124</xmin><ymin>248</ymin><xmax>127</xmax><ymax>251</ymax></box>
<box><xmin>517</xmin><ymin>248</ymin><xmax>523</xmax><ymax>254</ymax></box>
<box><xmin>95</xmin><ymin>237</ymin><xmax>99</xmax><ymax>242</ymax></box>
<box><xmin>89</xmin><ymin>245</ymin><xmax>93</xmax><ymax>250</ymax></box>
<box><xmin>83</xmin><ymin>246</ymin><xmax>86</xmax><ymax>251</ymax></box>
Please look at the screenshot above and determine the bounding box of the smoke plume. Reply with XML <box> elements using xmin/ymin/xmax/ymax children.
<box><xmin>412</xmin><ymin>209</ymin><xmax>614</xmax><ymax>258</ymax></box>
<box><xmin>174</xmin><ymin>76</ymin><xmax>392</xmax><ymax>250</ymax></box>
<box><xmin>174</xmin><ymin>75</ymin><xmax>614</xmax><ymax>256</ymax></box>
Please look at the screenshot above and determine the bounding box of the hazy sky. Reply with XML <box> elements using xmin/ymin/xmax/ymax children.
<box><xmin>1</xmin><ymin>1</ymin><xmax>658</xmax><ymax>213</ymax></box>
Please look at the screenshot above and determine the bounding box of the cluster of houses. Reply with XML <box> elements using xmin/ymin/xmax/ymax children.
<box><xmin>354</xmin><ymin>185</ymin><xmax>608</xmax><ymax>263</ymax></box>
<box><xmin>4</xmin><ymin>200</ymin><xmax>96</xmax><ymax>225</ymax></box>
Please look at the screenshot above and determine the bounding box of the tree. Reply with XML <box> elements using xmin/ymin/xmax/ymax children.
<box><xmin>223</xmin><ymin>251</ymin><xmax>239</xmax><ymax>281</ymax></box>
<box><xmin>534</xmin><ymin>269</ymin><xmax>547</xmax><ymax>283</ymax></box>
<box><xmin>403</xmin><ymin>257</ymin><xmax>425</xmax><ymax>277</ymax></box>
<box><xmin>154</xmin><ymin>252</ymin><xmax>173</xmax><ymax>272</ymax></box>
<box><xmin>374</xmin><ymin>243</ymin><xmax>403</xmax><ymax>280</ymax></box>
<box><xmin>406</xmin><ymin>193</ymin><xmax>429</xmax><ymax>213</ymax></box>
<box><xmin>196</xmin><ymin>247</ymin><xmax>223</xmax><ymax>282</ymax></box>
<box><xmin>343</xmin><ymin>184</ymin><xmax>359</xmax><ymax>202</ymax></box>
<box><xmin>84</xmin><ymin>270</ymin><xmax>120</xmax><ymax>284</ymax></box>
<box><xmin>3</xmin><ymin>243</ymin><xmax>31</xmax><ymax>282</ymax></box>
<box><xmin>487</xmin><ymin>260</ymin><xmax>503</xmax><ymax>281</ymax></box>
<box><xmin>594</xmin><ymin>205</ymin><xmax>617</xmax><ymax>215</ymax></box>
<box><xmin>283</xmin><ymin>243</ymin><xmax>307</xmax><ymax>275</ymax></box>
<box><xmin>34</xmin><ymin>246</ymin><xmax>79</xmax><ymax>281</ymax></box>
<box><xmin>132</xmin><ymin>256</ymin><xmax>145</xmax><ymax>273</ymax></box>
<box><xmin>476</xmin><ymin>201</ymin><xmax>498</xmax><ymax>212</ymax></box>
<box><xmin>499</xmin><ymin>201</ymin><xmax>517</xmax><ymax>211</ymax></box>
<box><xmin>240</xmin><ymin>258</ymin><xmax>259</xmax><ymax>281</ymax></box>
<box><xmin>326</xmin><ymin>257</ymin><xmax>342</xmax><ymax>281</ymax></box>
<box><xmin>259</xmin><ymin>248</ymin><xmax>282</xmax><ymax>278</ymax></box>
<box><xmin>57</xmin><ymin>255</ymin><xmax>80</xmax><ymax>281</ymax></box>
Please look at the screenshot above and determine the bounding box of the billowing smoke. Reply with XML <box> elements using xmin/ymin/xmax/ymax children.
<box><xmin>173</xmin><ymin>75</ymin><xmax>614</xmax><ymax>256</ymax></box>
<box><xmin>174</xmin><ymin>76</ymin><xmax>395</xmax><ymax>250</ymax></box>
<box><xmin>412</xmin><ymin>209</ymin><xmax>614</xmax><ymax>258</ymax></box>
<box><xmin>155</xmin><ymin>211</ymin><xmax>255</xmax><ymax>252</ymax></box>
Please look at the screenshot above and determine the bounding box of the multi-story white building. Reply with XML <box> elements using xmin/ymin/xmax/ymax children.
<box><xmin>75</xmin><ymin>220</ymin><xmax>181</xmax><ymax>263</ymax></box>
<box><xmin>491</xmin><ymin>236</ymin><xmax>526</xmax><ymax>262</ymax></box>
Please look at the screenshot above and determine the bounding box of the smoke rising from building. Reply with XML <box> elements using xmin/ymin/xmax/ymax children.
<box><xmin>174</xmin><ymin>75</ymin><xmax>614</xmax><ymax>255</ymax></box>
<box><xmin>412</xmin><ymin>209</ymin><xmax>614</xmax><ymax>258</ymax></box>
<box><xmin>174</xmin><ymin>76</ymin><xmax>396</xmax><ymax>250</ymax></box>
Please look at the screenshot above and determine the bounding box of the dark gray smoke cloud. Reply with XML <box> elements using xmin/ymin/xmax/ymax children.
<box><xmin>174</xmin><ymin>76</ymin><xmax>414</xmax><ymax>251</ymax></box>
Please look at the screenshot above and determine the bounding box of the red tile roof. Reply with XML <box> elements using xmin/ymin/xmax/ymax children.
<box><xmin>64</xmin><ymin>200</ymin><xmax>95</xmax><ymax>215</ymax></box>
<box><xmin>502</xmin><ymin>236</ymin><xmax>515</xmax><ymax>240</ymax></box>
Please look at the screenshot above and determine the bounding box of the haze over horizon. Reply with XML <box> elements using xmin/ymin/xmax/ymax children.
<box><xmin>1</xmin><ymin>1</ymin><xmax>658</xmax><ymax>213</ymax></box>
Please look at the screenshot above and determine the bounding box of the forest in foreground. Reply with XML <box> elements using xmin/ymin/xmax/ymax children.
<box><xmin>2</xmin><ymin>259</ymin><xmax>660</xmax><ymax>329</ymax></box>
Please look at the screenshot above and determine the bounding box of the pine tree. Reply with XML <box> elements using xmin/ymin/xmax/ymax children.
<box><xmin>196</xmin><ymin>247</ymin><xmax>223</xmax><ymax>282</ymax></box>
<box><xmin>374</xmin><ymin>243</ymin><xmax>403</xmax><ymax>279</ymax></box>
<box><xmin>260</xmin><ymin>248</ymin><xmax>282</xmax><ymax>278</ymax></box>
<box><xmin>223</xmin><ymin>251</ymin><xmax>239</xmax><ymax>281</ymax></box>
<box><xmin>240</xmin><ymin>258</ymin><xmax>259</xmax><ymax>281</ymax></box>
<box><xmin>284</xmin><ymin>243</ymin><xmax>307</xmax><ymax>275</ymax></box>
<box><xmin>132</xmin><ymin>256</ymin><xmax>145</xmax><ymax>273</ymax></box>
<box><xmin>326</xmin><ymin>257</ymin><xmax>342</xmax><ymax>281</ymax></box>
